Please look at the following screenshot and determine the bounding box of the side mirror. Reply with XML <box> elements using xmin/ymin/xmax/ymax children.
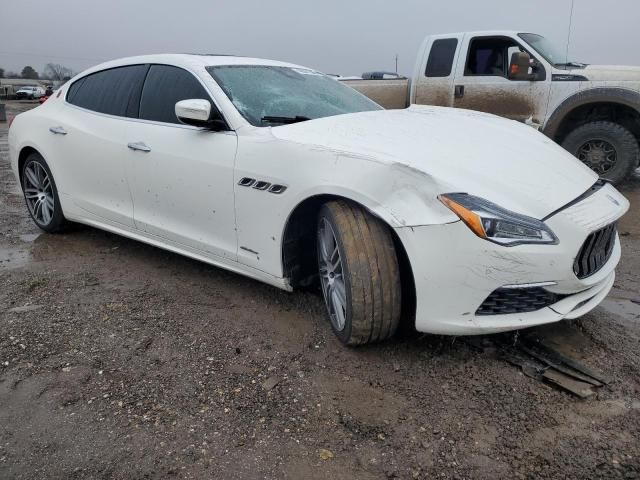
<box><xmin>175</xmin><ymin>99</ymin><xmax>227</xmax><ymax>131</ymax></box>
<box><xmin>508</xmin><ymin>52</ymin><xmax>533</xmax><ymax>81</ymax></box>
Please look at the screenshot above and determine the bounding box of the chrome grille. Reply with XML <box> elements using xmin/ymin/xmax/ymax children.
<box><xmin>573</xmin><ymin>223</ymin><xmax>617</xmax><ymax>279</ymax></box>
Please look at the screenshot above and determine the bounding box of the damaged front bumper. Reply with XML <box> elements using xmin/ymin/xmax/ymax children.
<box><xmin>395</xmin><ymin>183</ymin><xmax>628</xmax><ymax>335</ymax></box>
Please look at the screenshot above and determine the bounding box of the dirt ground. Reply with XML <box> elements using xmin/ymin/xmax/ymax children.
<box><xmin>1</xmin><ymin>101</ymin><xmax>640</xmax><ymax>480</ymax></box>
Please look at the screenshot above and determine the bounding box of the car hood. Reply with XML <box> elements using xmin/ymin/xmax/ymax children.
<box><xmin>572</xmin><ymin>64</ymin><xmax>640</xmax><ymax>82</ymax></box>
<box><xmin>271</xmin><ymin>105</ymin><xmax>597</xmax><ymax>219</ymax></box>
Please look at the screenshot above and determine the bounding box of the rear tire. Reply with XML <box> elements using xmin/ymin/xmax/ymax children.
<box><xmin>561</xmin><ymin>121</ymin><xmax>639</xmax><ymax>185</ymax></box>
<box><xmin>21</xmin><ymin>152</ymin><xmax>68</xmax><ymax>233</ymax></box>
<box><xmin>317</xmin><ymin>201</ymin><xmax>401</xmax><ymax>346</ymax></box>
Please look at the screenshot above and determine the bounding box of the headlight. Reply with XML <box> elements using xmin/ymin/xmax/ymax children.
<box><xmin>438</xmin><ymin>193</ymin><xmax>558</xmax><ymax>246</ymax></box>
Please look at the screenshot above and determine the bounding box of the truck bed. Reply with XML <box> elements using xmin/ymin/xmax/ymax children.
<box><xmin>340</xmin><ymin>78</ymin><xmax>410</xmax><ymax>109</ymax></box>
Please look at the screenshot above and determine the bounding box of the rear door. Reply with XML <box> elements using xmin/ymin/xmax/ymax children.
<box><xmin>126</xmin><ymin>64</ymin><xmax>238</xmax><ymax>260</ymax></box>
<box><xmin>452</xmin><ymin>34</ymin><xmax>551</xmax><ymax>124</ymax></box>
<box><xmin>411</xmin><ymin>35</ymin><xmax>462</xmax><ymax>107</ymax></box>
<box><xmin>55</xmin><ymin>65</ymin><xmax>147</xmax><ymax>227</ymax></box>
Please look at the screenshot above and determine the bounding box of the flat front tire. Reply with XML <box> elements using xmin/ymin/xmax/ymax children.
<box><xmin>317</xmin><ymin>201</ymin><xmax>401</xmax><ymax>346</ymax></box>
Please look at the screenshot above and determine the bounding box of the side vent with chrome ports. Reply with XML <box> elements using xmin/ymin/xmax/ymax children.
<box><xmin>238</xmin><ymin>177</ymin><xmax>287</xmax><ymax>194</ymax></box>
<box><xmin>268</xmin><ymin>184</ymin><xmax>287</xmax><ymax>194</ymax></box>
<box><xmin>238</xmin><ymin>177</ymin><xmax>256</xmax><ymax>187</ymax></box>
<box><xmin>253</xmin><ymin>181</ymin><xmax>271</xmax><ymax>191</ymax></box>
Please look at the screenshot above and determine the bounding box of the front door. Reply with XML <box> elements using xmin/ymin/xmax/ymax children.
<box><xmin>453</xmin><ymin>35</ymin><xmax>551</xmax><ymax>125</ymax></box>
<box><xmin>126</xmin><ymin>64</ymin><xmax>238</xmax><ymax>260</ymax></box>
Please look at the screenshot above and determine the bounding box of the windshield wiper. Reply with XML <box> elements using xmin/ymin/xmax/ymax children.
<box><xmin>261</xmin><ymin>115</ymin><xmax>311</xmax><ymax>125</ymax></box>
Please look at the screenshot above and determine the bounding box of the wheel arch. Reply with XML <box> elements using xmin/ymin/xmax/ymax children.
<box><xmin>17</xmin><ymin>145</ymin><xmax>41</xmax><ymax>184</ymax></box>
<box><xmin>281</xmin><ymin>193</ymin><xmax>416</xmax><ymax>327</ymax></box>
<box><xmin>544</xmin><ymin>88</ymin><xmax>640</xmax><ymax>144</ymax></box>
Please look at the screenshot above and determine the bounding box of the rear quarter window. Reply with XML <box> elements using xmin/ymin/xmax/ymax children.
<box><xmin>425</xmin><ymin>38</ymin><xmax>458</xmax><ymax>77</ymax></box>
<box><xmin>66</xmin><ymin>65</ymin><xmax>148</xmax><ymax>117</ymax></box>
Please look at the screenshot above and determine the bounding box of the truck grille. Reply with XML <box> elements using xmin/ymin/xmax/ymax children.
<box><xmin>476</xmin><ymin>287</ymin><xmax>564</xmax><ymax>316</ymax></box>
<box><xmin>573</xmin><ymin>223</ymin><xmax>617</xmax><ymax>279</ymax></box>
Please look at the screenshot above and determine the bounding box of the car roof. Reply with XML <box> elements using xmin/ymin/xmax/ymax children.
<box><xmin>78</xmin><ymin>54</ymin><xmax>311</xmax><ymax>78</ymax></box>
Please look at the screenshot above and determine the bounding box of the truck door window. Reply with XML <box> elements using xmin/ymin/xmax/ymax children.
<box><xmin>465</xmin><ymin>37</ymin><xmax>518</xmax><ymax>77</ymax></box>
<box><xmin>425</xmin><ymin>38</ymin><xmax>458</xmax><ymax>77</ymax></box>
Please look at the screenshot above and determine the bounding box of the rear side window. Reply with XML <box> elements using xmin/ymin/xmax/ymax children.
<box><xmin>66</xmin><ymin>65</ymin><xmax>148</xmax><ymax>117</ymax></box>
<box><xmin>425</xmin><ymin>38</ymin><xmax>458</xmax><ymax>77</ymax></box>
<box><xmin>139</xmin><ymin>65</ymin><xmax>210</xmax><ymax>124</ymax></box>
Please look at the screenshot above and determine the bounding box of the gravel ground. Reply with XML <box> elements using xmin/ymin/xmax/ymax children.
<box><xmin>1</xmin><ymin>101</ymin><xmax>640</xmax><ymax>479</ymax></box>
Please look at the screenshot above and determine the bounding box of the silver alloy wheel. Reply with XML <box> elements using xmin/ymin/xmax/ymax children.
<box><xmin>24</xmin><ymin>161</ymin><xmax>55</xmax><ymax>226</ymax></box>
<box><xmin>577</xmin><ymin>139</ymin><xmax>617</xmax><ymax>174</ymax></box>
<box><xmin>318</xmin><ymin>217</ymin><xmax>347</xmax><ymax>332</ymax></box>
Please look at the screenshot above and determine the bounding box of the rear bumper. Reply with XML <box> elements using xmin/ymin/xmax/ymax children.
<box><xmin>395</xmin><ymin>183</ymin><xmax>628</xmax><ymax>335</ymax></box>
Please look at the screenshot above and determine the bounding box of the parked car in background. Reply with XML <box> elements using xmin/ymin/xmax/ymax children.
<box><xmin>8</xmin><ymin>54</ymin><xmax>629</xmax><ymax>345</ymax></box>
<box><xmin>342</xmin><ymin>30</ymin><xmax>640</xmax><ymax>184</ymax></box>
<box><xmin>16</xmin><ymin>86</ymin><xmax>46</xmax><ymax>100</ymax></box>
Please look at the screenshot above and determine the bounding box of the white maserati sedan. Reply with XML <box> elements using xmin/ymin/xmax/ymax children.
<box><xmin>9</xmin><ymin>54</ymin><xmax>629</xmax><ymax>345</ymax></box>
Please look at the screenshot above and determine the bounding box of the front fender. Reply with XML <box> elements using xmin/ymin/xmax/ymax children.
<box><xmin>234</xmin><ymin>133</ymin><xmax>458</xmax><ymax>279</ymax></box>
<box><xmin>544</xmin><ymin>87</ymin><xmax>640</xmax><ymax>139</ymax></box>
<box><xmin>283</xmin><ymin>154</ymin><xmax>458</xmax><ymax>229</ymax></box>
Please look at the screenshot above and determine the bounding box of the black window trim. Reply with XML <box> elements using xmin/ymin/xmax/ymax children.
<box><xmin>65</xmin><ymin>63</ymin><xmax>149</xmax><ymax>117</ymax></box>
<box><xmin>64</xmin><ymin>62</ymin><xmax>233</xmax><ymax>132</ymax></box>
<box><xmin>463</xmin><ymin>35</ymin><xmax>543</xmax><ymax>80</ymax></box>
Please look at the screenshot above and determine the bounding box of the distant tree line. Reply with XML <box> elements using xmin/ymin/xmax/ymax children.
<box><xmin>0</xmin><ymin>63</ymin><xmax>74</xmax><ymax>81</ymax></box>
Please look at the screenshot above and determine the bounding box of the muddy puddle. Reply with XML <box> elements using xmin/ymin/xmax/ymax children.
<box><xmin>0</xmin><ymin>246</ymin><xmax>31</xmax><ymax>270</ymax></box>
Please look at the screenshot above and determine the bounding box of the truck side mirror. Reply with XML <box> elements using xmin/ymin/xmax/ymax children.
<box><xmin>508</xmin><ymin>52</ymin><xmax>533</xmax><ymax>81</ymax></box>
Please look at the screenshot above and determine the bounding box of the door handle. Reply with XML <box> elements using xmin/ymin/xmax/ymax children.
<box><xmin>127</xmin><ymin>142</ymin><xmax>151</xmax><ymax>153</ymax></box>
<box><xmin>454</xmin><ymin>85</ymin><xmax>465</xmax><ymax>99</ymax></box>
<box><xmin>49</xmin><ymin>126</ymin><xmax>67</xmax><ymax>135</ymax></box>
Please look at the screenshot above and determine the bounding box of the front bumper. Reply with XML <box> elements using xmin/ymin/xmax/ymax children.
<box><xmin>396</xmin><ymin>183</ymin><xmax>629</xmax><ymax>335</ymax></box>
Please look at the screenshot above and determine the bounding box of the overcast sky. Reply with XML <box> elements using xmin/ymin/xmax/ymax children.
<box><xmin>1</xmin><ymin>0</ymin><xmax>639</xmax><ymax>77</ymax></box>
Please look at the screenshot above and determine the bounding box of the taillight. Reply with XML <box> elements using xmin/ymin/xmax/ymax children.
<box><xmin>8</xmin><ymin>116</ymin><xmax>15</xmax><ymax>129</ymax></box>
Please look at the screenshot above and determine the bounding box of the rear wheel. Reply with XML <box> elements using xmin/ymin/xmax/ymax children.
<box><xmin>561</xmin><ymin>121</ymin><xmax>639</xmax><ymax>185</ymax></box>
<box><xmin>317</xmin><ymin>201</ymin><xmax>401</xmax><ymax>345</ymax></box>
<box><xmin>21</xmin><ymin>152</ymin><xmax>67</xmax><ymax>233</ymax></box>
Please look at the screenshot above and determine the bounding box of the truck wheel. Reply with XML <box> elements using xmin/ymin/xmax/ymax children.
<box><xmin>317</xmin><ymin>201</ymin><xmax>401</xmax><ymax>346</ymax></box>
<box><xmin>561</xmin><ymin>121</ymin><xmax>639</xmax><ymax>185</ymax></box>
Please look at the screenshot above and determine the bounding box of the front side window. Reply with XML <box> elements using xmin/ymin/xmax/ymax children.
<box><xmin>465</xmin><ymin>37</ymin><xmax>519</xmax><ymax>77</ymax></box>
<box><xmin>425</xmin><ymin>38</ymin><xmax>458</xmax><ymax>77</ymax></box>
<box><xmin>66</xmin><ymin>65</ymin><xmax>147</xmax><ymax>117</ymax></box>
<box><xmin>139</xmin><ymin>65</ymin><xmax>211</xmax><ymax>124</ymax></box>
<box><xmin>207</xmin><ymin>65</ymin><xmax>381</xmax><ymax>127</ymax></box>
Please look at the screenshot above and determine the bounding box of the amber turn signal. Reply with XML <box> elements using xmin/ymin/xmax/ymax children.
<box><xmin>438</xmin><ymin>195</ymin><xmax>487</xmax><ymax>239</ymax></box>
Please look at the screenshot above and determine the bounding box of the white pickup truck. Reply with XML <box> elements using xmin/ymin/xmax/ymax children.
<box><xmin>342</xmin><ymin>31</ymin><xmax>640</xmax><ymax>184</ymax></box>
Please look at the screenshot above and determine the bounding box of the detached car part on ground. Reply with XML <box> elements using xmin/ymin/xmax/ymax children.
<box><xmin>342</xmin><ymin>30</ymin><xmax>640</xmax><ymax>185</ymax></box>
<box><xmin>8</xmin><ymin>54</ymin><xmax>629</xmax><ymax>345</ymax></box>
